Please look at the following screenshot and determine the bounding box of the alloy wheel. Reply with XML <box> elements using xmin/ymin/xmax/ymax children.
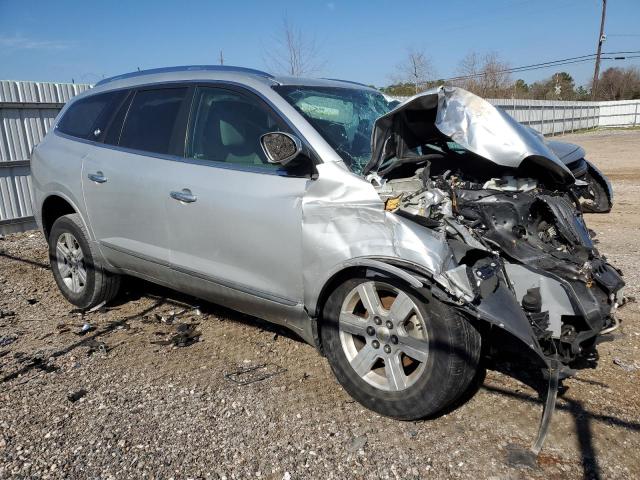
<box><xmin>338</xmin><ymin>281</ymin><xmax>429</xmax><ymax>391</ymax></box>
<box><xmin>56</xmin><ymin>232</ymin><xmax>87</xmax><ymax>294</ymax></box>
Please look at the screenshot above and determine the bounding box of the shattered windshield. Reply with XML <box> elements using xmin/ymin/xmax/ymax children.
<box><xmin>274</xmin><ymin>85</ymin><xmax>393</xmax><ymax>174</ymax></box>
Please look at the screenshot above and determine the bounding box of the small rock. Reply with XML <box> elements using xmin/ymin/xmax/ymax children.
<box><xmin>67</xmin><ymin>389</ymin><xmax>88</xmax><ymax>403</ymax></box>
<box><xmin>347</xmin><ymin>435</ymin><xmax>367</xmax><ymax>452</ymax></box>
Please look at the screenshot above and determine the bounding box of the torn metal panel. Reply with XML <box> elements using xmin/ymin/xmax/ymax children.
<box><xmin>504</xmin><ymin>263</ymin><xmax>575</xmax><ymax>337</ymax></box>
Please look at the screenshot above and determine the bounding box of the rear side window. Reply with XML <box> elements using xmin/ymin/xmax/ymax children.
<box><xmin>57</xmin><ymin>91</ymin><xmax>124</xmax><ymax>140</ymax></box>
<box><xmin>119</xmin><ymin>88</ymin><xmax>188</xmax><ymax>155</ymax></box>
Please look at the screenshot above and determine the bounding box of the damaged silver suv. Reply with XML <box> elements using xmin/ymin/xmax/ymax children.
<box><xmin>32</xmin><ymin>66</ymin><xmax>623</xmax><ymax>423</ymax></box>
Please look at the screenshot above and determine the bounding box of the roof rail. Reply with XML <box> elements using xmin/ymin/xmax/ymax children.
<box><xmin>322</xmin><ymin>78</ymin><xmax>374</xmax><ymax>89</ymax></box>
<box><xmin>95</xmin><ymin>65</ymin><xmax>274</xmax><ymax>87</ymax></box>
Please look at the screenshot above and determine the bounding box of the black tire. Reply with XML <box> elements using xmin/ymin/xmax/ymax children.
<box><xmin>321</xmin><ymin>276</ymin><xmax>480</xmax><ymax>420</ymax></box>
<box><xmin>580</xmin><ymin>170</ymin><xmax>611</xmax><ymax>213</ymax></box>
<box><xmin>48</xmin><ymin>213</ymin><xmax>121</xmax><ymax>309</ymax></box>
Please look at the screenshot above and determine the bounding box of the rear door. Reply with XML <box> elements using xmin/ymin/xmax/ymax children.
<box><xmin>81</xmin><ymin>86</ymin><xmax>190</xmax><ymax>280</ymax></box>
<box><xmin>165</xmin><ymin>85</ymin><xmax>310</xmax><ymax>316</ymax></box>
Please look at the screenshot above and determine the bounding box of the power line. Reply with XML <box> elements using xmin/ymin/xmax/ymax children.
<box><xmin>443</xmin><ymin>50</ymin><xmax>640</xmax><ymax>82</ymax></box>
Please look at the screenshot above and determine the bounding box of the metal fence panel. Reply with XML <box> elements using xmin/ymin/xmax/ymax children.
<box><xmin>598</xmin><ymin>100</ymin><xmax>640</xmax><ymax>127</ymax></box>
<box><xmin>0</xmin><ymin>80</ymin><xmax>91</xmax><ymax>234</ymax></box>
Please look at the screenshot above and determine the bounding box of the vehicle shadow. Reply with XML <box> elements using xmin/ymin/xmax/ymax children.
<box><xmin>483</xmin><ymin>359</ymin><xmax>640</xmax><ymax>480</ymax></box>
<box><xmin>0</xmin><ymin>250</ymin><xmax>50</xmax><ymax>270</ymax></box>
<box><xmin>117</xmin><ymin>276</ymin><xmax>306</xmax><ymax>344</ymax></box>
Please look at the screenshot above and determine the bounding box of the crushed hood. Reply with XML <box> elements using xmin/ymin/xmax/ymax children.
<box><xmin>365</xmin><ymin>86</ymin><xmax>574</xmax><ymax>185</ymax></box>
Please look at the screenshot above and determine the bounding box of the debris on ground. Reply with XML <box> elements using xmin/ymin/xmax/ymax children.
<box><xmin>151</xmin><ymin>322</ymin><xmax>201</xmax><ymax>347</ymax></box>
<box><xmin>224</xmin><ymin>363</ymin><xmax>287</xmax><ymax>385</ymax></box>
<box><xmin>85</xmin><ymin>339</ymin><xmax>108</xmax><ymax>357</ymax></box>
<box><xmin>613</xmin><ymin>357</ymin><xmax>640</xmax><ymax>372</ymax></box>
<box><xmin>77</xmin><ymin>323</ymin><xmax>95</xmax><ymax>336</ymax></box>
<box><xmin>347</xmin><ymin>435</ymin><xmax>368</xmax><ymax>453</ymax></box>
<box><xmin>67</xmin><ymin>389</ymin><xmax>87</xmax><ymax>403</ymax></box>
<box><xmin>0</xmin><ymin>309</ymin><xmax>16</xmax><ymax>319</ymax></box>
<box><xmin>0</xmin><ymin>335</ymin><xmax>18</xmax><ymax>348</ymax></box>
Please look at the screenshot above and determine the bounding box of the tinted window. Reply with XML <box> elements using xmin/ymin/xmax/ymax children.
<box><xmin>119</xmin><ymin>88</ymin><xmax>187</xmax><ymax>155</ymax></box>
<box><xmin>57</xmin><ymin>91</ymin><xmax>125</xmax><ymax>140</ymax></box>
<box><xmin>103</xmin><ymin>92</ymin><xmax>132</xmax><ymax>146</ymax></box>
<box><xmin>186</xmin><ymin>87</ymin><xmax>284</xmax><ymax>168</ymax></box>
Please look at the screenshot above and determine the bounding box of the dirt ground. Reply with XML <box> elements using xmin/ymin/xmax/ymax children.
<box><xmin>1</xmin><ymin>129</ymin><xmax>639</xmax><ymax>480</ymax></box>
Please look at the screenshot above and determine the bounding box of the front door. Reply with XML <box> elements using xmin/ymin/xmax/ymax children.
<box><xmin>165</xmin><ymin>86</ymin><xmax>310</xmax><ymax>325</ymax></box>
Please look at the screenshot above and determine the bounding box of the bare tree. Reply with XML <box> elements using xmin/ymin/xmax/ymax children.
<box><xmin>265</xmin><ymin>16</ymin><xmax>323</xmax><ymax>77</ymax></box>
<box><xmin>453</xmin><ymin>52</ymin><xmax>512</xmax><ymax>98</ymax></box>
<box><xmin>391</xmin><ymin>48</ymin><xmax>435</xmax><ymax>94</ymax></box>
<box><xmin>592</xmin><ymin>67</ymin><xmax>640</xmax><ymax>100</ymax></box>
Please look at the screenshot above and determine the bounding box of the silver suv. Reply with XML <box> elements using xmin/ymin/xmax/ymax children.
<box><xmin>32</xmin><ymin>66</ymin><xmax>623</xmax><ymax>422</ymax></box>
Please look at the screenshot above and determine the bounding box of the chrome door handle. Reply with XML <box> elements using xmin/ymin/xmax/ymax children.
<box><xmin>170</xmin><ymin>189</ymin><xmax>197</xmax><ymax>203</ymax></box>
<box><xmin>88</xmin><ymin>171</ymin><xmax>107</xmax><ymax>184</ymax></box>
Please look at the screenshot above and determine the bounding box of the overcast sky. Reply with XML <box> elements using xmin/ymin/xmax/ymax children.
<box><xmin>1</xmin><ymin>0</ymin><xmax>639</xmax><ymax>87</ymax></box>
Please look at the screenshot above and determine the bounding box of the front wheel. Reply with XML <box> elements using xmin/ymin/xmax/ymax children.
<box><xmin>321</xmin><ymin>277</ymin><xmax>480</xmax><ymax>420</ymax></box>
<box><xmin>579</xmin><ymin>170</ymin><xmax>611</xmax><ymax>213</ymax></box>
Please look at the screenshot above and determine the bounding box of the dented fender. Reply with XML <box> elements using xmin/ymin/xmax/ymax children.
<box><xmin>302</xmin><ymin>163</ymin><xmax>454</xmax><ymax>315</ymax></box>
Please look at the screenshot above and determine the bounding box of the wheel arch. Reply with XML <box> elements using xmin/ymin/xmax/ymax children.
<box><xmin>40</xmin><ymin>194</ymin><xmax>79</xmax><ymax>240</ymax></box>
<box><xmin>586</xmin><ymin>160</ymin><xmax>613</xmax><ymax>207</ymax></box>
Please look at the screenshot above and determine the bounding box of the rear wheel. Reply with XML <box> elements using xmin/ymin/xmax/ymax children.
<box><xmin>321</xmin><ymin>277</ymin><xmax>480</xmax><ymax>420</ymax></box>
<box><xmin>49</xmin><ymin>214</ymin><xmax>121</xmax><ymax>309</ymax></box>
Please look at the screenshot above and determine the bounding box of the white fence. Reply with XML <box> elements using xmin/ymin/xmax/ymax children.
<box><xmin>1</xmin><ymin>80</ymin><xmax>639</xmax><ymax>235</ymax></box>
<box><xmin>488</xmin><ymin>98</ymin><xmax>602</xmax><ymax>136</ymax></box>
<box><xmin>388</xmin><ymin>95</ymin><xmax>640</xmax><ymax>134</ymax></box>
<box><xmin>598</xmin><ymin>100</ymin><xmax>640</xmax><ymax>128</ymax></box>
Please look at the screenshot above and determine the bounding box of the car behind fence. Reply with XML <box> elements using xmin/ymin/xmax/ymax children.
<box><xmin>1</xmin><ymin>80</ymin><xmax>639</xmax><ymax>235</ymax></box>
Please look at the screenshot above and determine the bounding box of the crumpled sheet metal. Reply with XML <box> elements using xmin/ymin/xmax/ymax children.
<box><xmin>301</xmin><ymin>163</ymin><xmax>452</xmax><ymax>314</ymax></box>
<box><xmin>368</xmin><ymin>86</ymin><xmax>574</xmax><ymax>184</ymax></box>
<box><xmin>300</xmin><ymin>163</ymin><xmax>543</xmax><ymax>360</ymax></box>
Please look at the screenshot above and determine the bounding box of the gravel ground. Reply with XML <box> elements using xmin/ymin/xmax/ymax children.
<box><xmin>1</xmin><ymin>129</ymin><xmax>639</xmax><ymax>479</ymax></box>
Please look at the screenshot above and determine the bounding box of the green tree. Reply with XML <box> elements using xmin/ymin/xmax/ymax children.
<box><xmin>513</xmin><ymin>79</ymin><xmax>529</xmax><ymax>98</ymax></box>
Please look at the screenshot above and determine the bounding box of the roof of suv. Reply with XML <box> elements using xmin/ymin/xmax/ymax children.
<box><xmin>92</xmin><ymin>65</ymin><xmax>376</xmax><ymax>92</ymax></box>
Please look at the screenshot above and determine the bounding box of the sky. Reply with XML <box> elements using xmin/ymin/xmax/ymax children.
<box><xmin>1</xmin><ymin>0</ymin><xmax>639</xmax><ymax>88</ymax></box>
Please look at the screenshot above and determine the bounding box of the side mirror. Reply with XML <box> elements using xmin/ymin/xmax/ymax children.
<box><xmin>260</xmin><ymin>132</ymin><xmax>302</xmax><ymax>166</ymax></box>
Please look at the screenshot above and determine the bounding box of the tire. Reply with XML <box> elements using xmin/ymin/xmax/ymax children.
<box><xmin>48</xmin><ymin>213</ymin><xmax>120</xmax><ymax>309</ymax></box>
<box><xmin>580</xmin><ymin>170</ymin><xmax>611</xmax><ymax>213</ymax></box>
<box><xmin>321</xmin><ymin>276</ymin><xmax>480</xmax><ymax>420</ymax></box>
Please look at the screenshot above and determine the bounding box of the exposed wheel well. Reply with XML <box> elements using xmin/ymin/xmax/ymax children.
<box><xmin>314</xmin><ymin>267</ymin><xmax>367</xmax><ymax>321</ymax></box>
<box><xmin>41</xmin><ymin>195</ymin><xmax>76</xmax><ymax>240</ymax></box>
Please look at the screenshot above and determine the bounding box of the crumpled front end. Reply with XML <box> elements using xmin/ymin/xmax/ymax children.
<box><xmin>375</xmin><ymin>168</ymin><xmax>624</xmax><ymax>368</ymax></box>
<box><xmin>364</xmin><ymin>86</ymin><xmax>624</xmax><ymax>370</ymax></box>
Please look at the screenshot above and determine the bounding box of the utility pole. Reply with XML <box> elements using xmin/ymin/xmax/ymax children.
<box><xmin>219</xmin><ymin>50</ymin><xmax>224</xmax><ymax>66</ymax></box>
<box><xmin>591</xmin><ymin>0</ymin><xmax>607</xmax><ymax>99</ymax></box>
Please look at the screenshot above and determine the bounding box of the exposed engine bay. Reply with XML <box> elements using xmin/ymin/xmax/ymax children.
<box><xmin>364</xmin><ymin>85</ymin><xmax>625</xmax><ymax>372</ymax></box>
<box><xmin>370</xmin><ymin>144</ymin><xmax>624</xmax><ymax>368</ymax></box>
